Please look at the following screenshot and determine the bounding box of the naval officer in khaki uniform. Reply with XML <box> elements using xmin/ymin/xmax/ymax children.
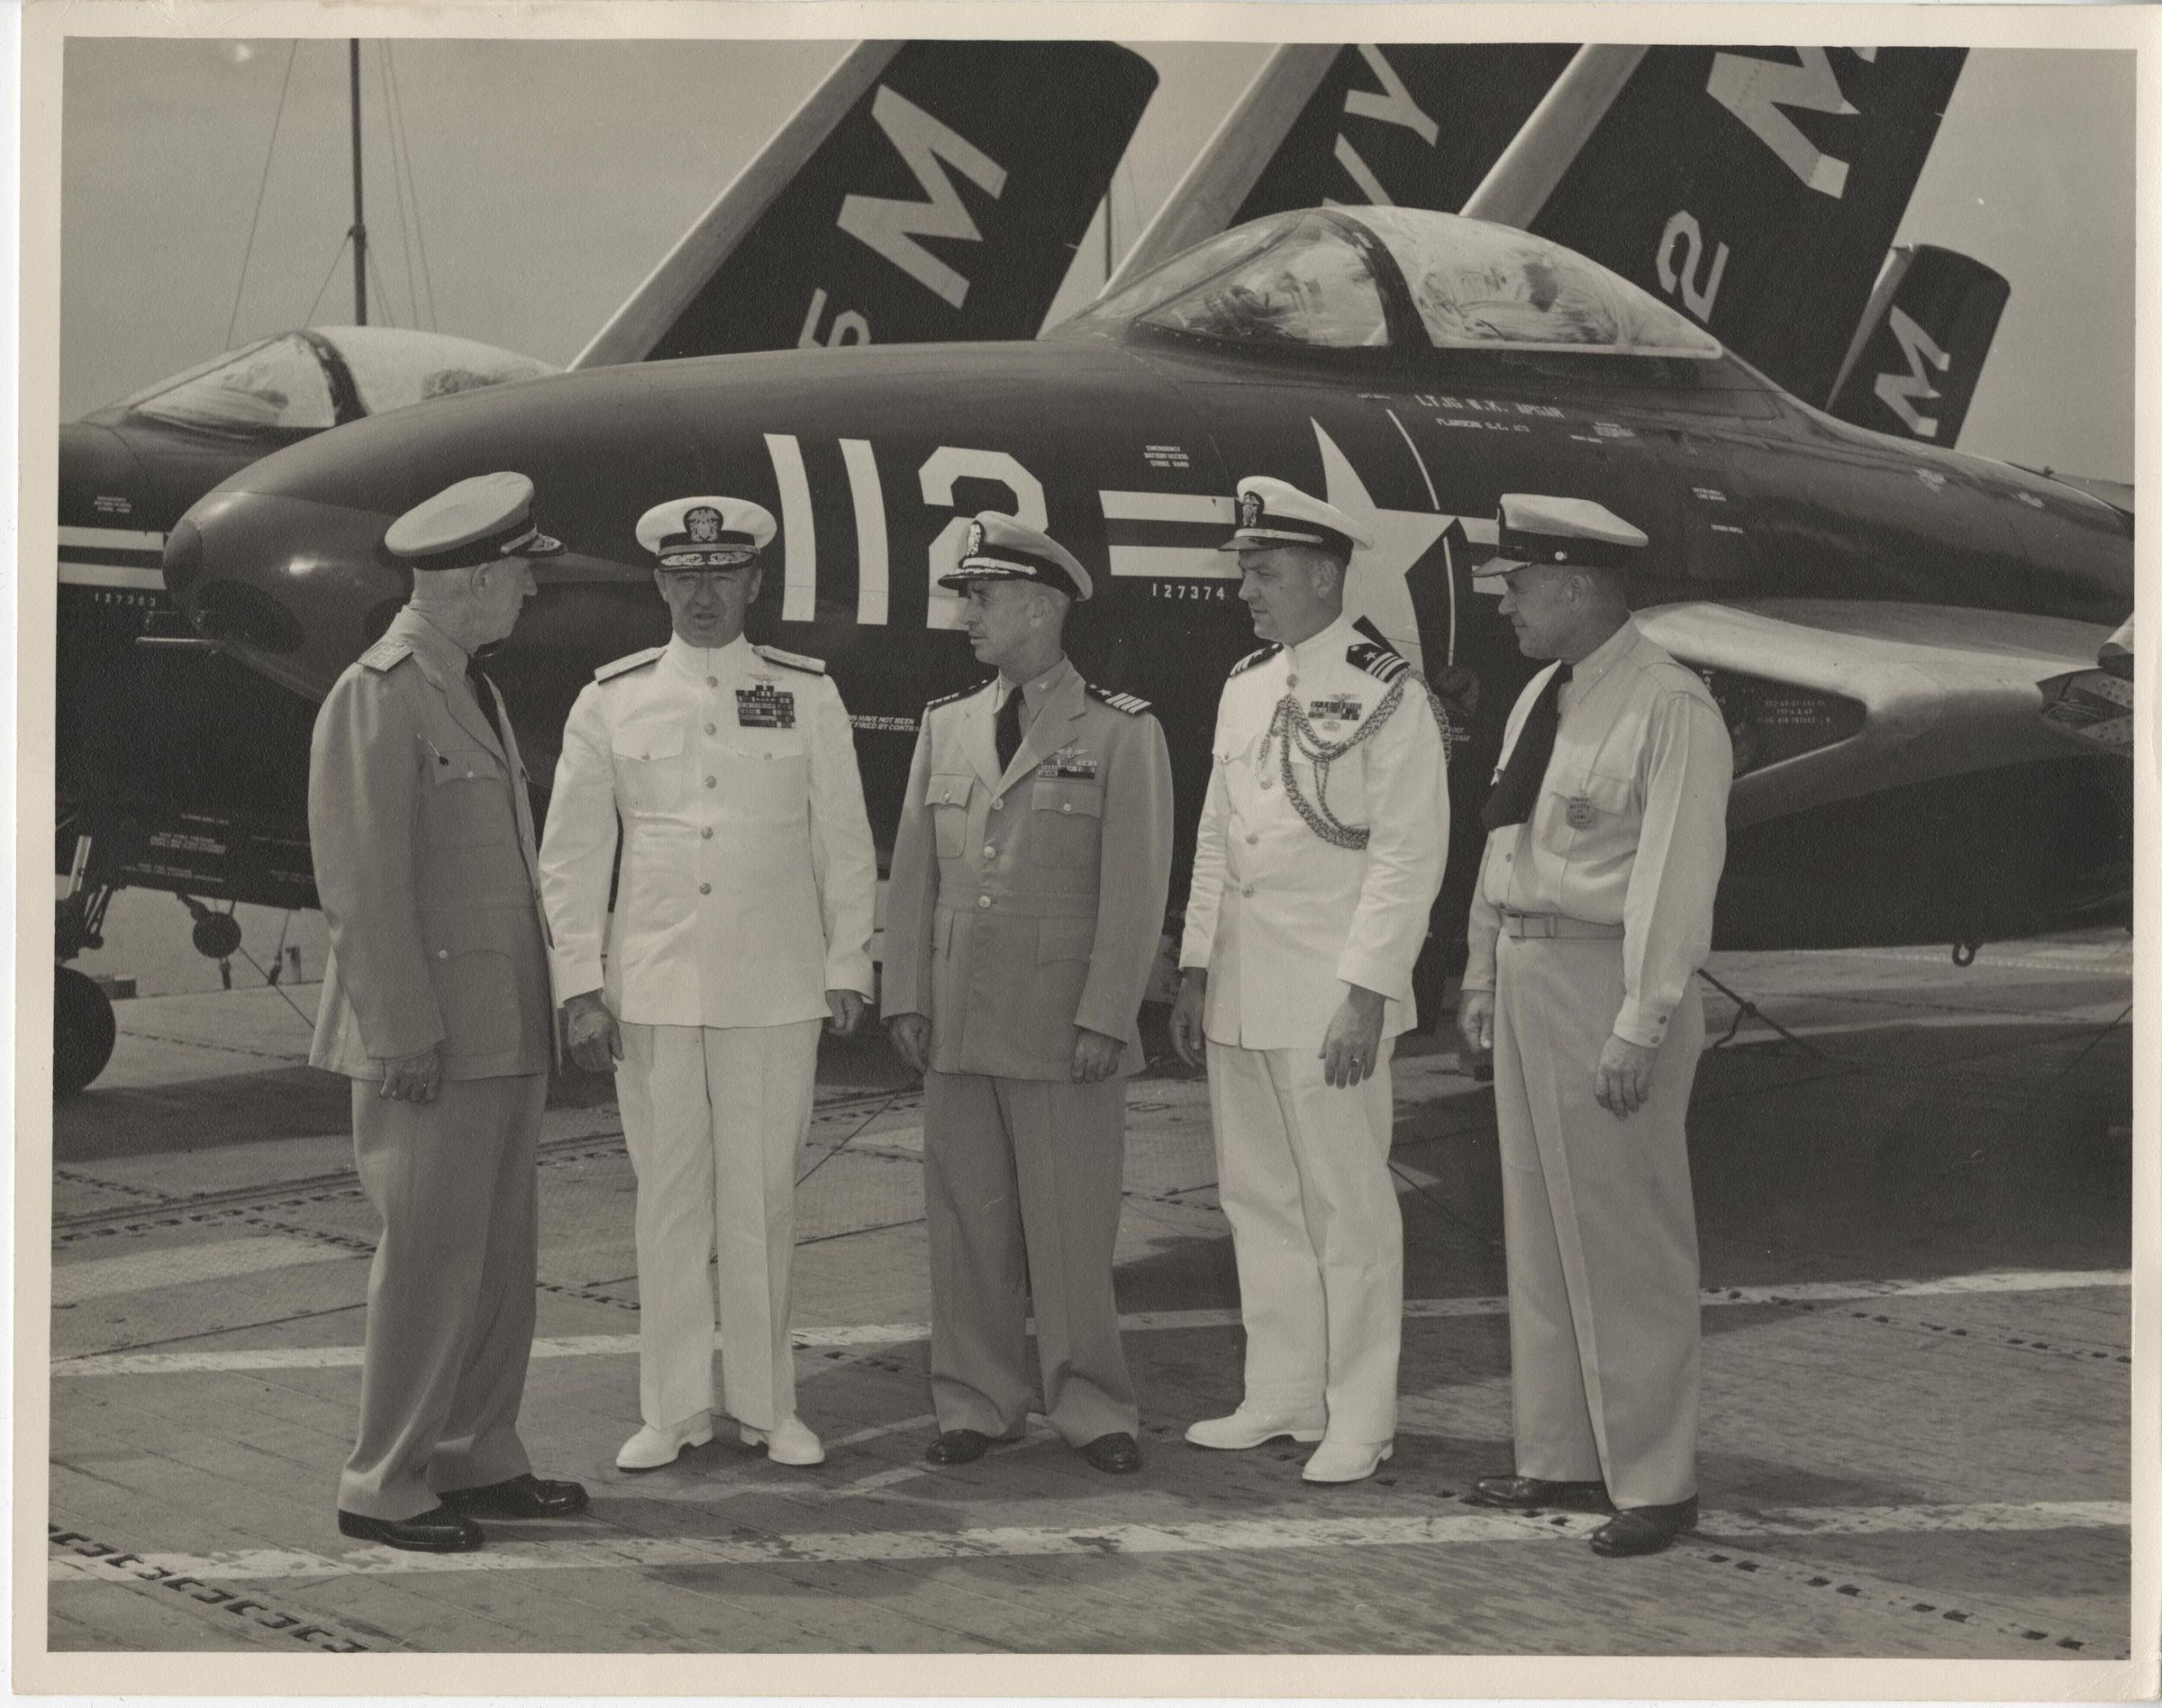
<box><xmin>1170</xmin><ymin>477</ymin><xmax>1449</xmax><ymax>1485</ymax></box>
<box><xmin>1458</xmin><ymin>495</ymin><xmax>1732</xmax><ymax>1558</ymax></box>
<box><xmin>310</xmin><ymin>472</ymin><xmax>588</xmax><ymax>1552</ymax></box>
<box><xmin>540</xmin><ymin>497</ymin><xmax>876</xmax><ymax>1474</ymax></box>
<box><xmin>884</xmin><ymin>513</ymin><xmax>1174</xmax><ymax>1475</ymax></box>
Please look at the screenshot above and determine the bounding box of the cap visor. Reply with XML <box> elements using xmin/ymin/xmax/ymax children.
<box><xmin>1471</xmin><ymin>555</ymin><xmax>1527</xmax><ymax>591</ymax></box>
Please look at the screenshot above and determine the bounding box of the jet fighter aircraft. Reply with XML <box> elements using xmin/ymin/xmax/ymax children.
<box><xmin>168</xmin><ymin>206</ymin><xmax>2133</xmax><ymax>998</ymax></box>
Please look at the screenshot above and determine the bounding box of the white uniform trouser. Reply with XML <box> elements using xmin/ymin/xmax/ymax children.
<box><xmin>1204</xmin><ymin>1039</ymin><xmax>1403</xmax><ymax>1444</ymax></box>
<box><xmin>617</xmin><ymin>1018</ymin><xmax>821</xmax><ymax>1433</ymax></box>
<box><xmin>1493</xmin><ymin>932</ymin><xmax>1703</xmax><ymax>1509</ymax></box>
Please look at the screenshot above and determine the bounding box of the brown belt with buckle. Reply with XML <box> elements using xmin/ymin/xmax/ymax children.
<box><xmin>1501</xmin><ymin>911</ymin><xmax>1625</xmax><ymax>940</ymax></box>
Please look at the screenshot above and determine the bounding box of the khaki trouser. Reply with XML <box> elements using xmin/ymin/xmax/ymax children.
<box><xmin>340</xmin><ymin>1073</ymin><xmax>543</xmax><ymax>1520</ymax></box>
<box><xmin>1494</xmin><ymin>931</ymin><xmax>1704</xmax><ymax>1509</ymax></box>
<box><xmin>922</xmin><ymin>1070</ymin><xmax>1138</xmax><ymax>1446</ymax></box>
<box><xmin>1205</xmin><ymin>1039</ymin><xmax>1403</xmax><ymax>1445</ymax></box>
<box><xmin>617</xmin><ymin>1018</ymin><xmax>821</xmax><ymax>1434</ymax></box>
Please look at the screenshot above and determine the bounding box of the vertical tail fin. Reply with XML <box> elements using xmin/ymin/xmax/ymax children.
<box><xmin>1522</xmin><ymin>47</ymin><xmax>1966</xmax><ymax>401</ymax></box>
<box><xmin>1823</xmin><ymin>244</ymin><xmax>2010</xmax><ymax>445</ymax></box>
<box><xmin>573</xmin><ymin>41</ymin><xmax>1157</xmax><ymax>367</ymax></box>
<box><xmin>1107</xmin><ymin>42</ymin><xmax>1576</xmax><ymax>295</ymax></box>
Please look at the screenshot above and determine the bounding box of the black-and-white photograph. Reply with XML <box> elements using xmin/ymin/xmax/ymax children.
<box><xmin>23</xmin><ymin>4</ymin><xmax>2152</xmax><ymax>1687</ymax></box>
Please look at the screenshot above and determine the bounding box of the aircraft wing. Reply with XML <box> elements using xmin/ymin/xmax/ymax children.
<box><xmin>1824</xmin><ymin>245</ymin><xmax>2010</xmax><ymax>447</ymax></box>
<box><xmin>1524</xmin><ymin>47</ymin><xmax>1966</xmax><ymax>404</ymax></box>
<box><xmin>1635</xmin><ymin>599</ymin><xmax>2127</xmax><ymax>829</ymax></box>
<box><xmin>574</xmin><ymin>41</ymin><xmax>1157</xmax><ymax>366</ymax></box>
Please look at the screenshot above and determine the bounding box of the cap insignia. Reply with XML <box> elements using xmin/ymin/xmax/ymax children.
<box><xmin>1237</xmin><ymin>490</ymin><xmax>1264</xmax><ymax>531</ymax></box>
<box><xmin>686</xmin><ymin>505</ymin><xmax>722</xmax><ymax>544</ymax></box>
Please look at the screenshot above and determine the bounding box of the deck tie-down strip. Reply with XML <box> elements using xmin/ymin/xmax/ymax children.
<box><xmin>49</xmin><ymin>1498</ymin><xmax>2129</xmax><ymax>1582</ymax></box>
<box><xmin>50</xmin><ymin>1268</ymin><xmax>2130</xmax><ymax>1377</ymax></box>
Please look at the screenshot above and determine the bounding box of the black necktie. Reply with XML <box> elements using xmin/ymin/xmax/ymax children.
<box><xmin>995</xmin><ymin>684</ymin><xmax>1025</xmax><ymax>772</ymax></box>
<box><xmin>1480</xmin><ymin>663</ymin><xmax>1571</xmax><ymax>832</ymax></box>
<box><xmin>467</xmin><ymin>657</ymin><xmax>507</xmax><ymax>753</ymax></box>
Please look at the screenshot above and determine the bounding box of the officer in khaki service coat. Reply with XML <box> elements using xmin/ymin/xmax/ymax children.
<box><xmin>884</xmin><ymin>513</ymin><xmax>1174</xmax><ymax>1475</ymax></box>
<box><xmin>309</xmin><ymin>472</ymin><xmax>588</xmax><ymax>1553</ymax></box>
<box><xmin>1458</xmin><ymin>495</ymin><xmax>1732</xmax><ymax>1559</ymax></box>
<box><xmin>1171</xmin><ymin>477</ymin><xmax>1449</xmax><ymax>1485</ymax></box>
<box><xmin>540</xmin><ymin>496</ymin><xmax>876</xmax><ymax>1476</ymax></box>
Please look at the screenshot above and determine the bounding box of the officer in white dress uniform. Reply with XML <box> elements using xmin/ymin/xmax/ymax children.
<box><xmin>539</xmin><ymin>496</ymin><xmax>877</xmax><ymax>1474</ymax></box>
<box><xmin>1170</xmin><ymin>477</ymin><xmax>1450</xmax><ymax>1485</ymax></box>
<box><xmin>1456</xmin><ymin>495</ymin><xmax>1732</xmax><ymax>1558</ymax></box>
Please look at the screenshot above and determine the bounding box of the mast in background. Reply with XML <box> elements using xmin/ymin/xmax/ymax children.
<box><xmin>348</xmin><ymin>41</ymin><xmax>368</xmax><ymax>325</ymax></box>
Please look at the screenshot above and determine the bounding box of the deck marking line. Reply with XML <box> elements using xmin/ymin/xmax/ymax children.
<box><xmin>52</xmin><ymin>1236</ymin><xmax>360</xmax><ymax>1304</ymax></box>
<box><xmin>52</xmin><ymin>1269</ymin><xmax>2128</xmax><ymax>1376</ymax></box>
<box><xmin>44</xmin><ymin>1500</ymin><xmax>2129</xmax><ymax>1584</ymax></box>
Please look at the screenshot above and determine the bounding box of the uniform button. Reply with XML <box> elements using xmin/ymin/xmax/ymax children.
<box><xmin>705</xmin><ymin>722</ymin><xmax>716</xmax><ymax>735</ymax></box>
<box><xmin>701</xmin><ymin>827</ymin><xmax>713</xmax><ymax>840</ymax></box>
<box><xmin>1059</xmin><ymin>802</ymin><xmax>1073</xmax><ymax>814</ymax></box>
<box><xmin>1241</xmin><ymin>886</ymin><xmax>1255</xmax><ymax>898</ymax></box>
<box><xmin>706</xmin><ymin>676</ymin><xmax>718</xmax><ymax>687</ymax></box>
<box><xmin>465</xmin><ymin>768</ymin><xmax>477</xmax><ymax>778</ymax></box>
<box><xmin>990</xmin><ymin>799</ymin><xmax>1004</xmax><ymax>813</ymax></box>
<box><xmin>699</xmin><ymin>882</ymin><xmax>712</xmax><ymax>895</ymax></box>
<box><xmin>764</xmin><ymin>752</ymin><xmax>774</xmax><ymax>762</ymax></box>
<box><xmin>983</xmin><ymin>845</ymin><xmax>996</xmax><ymax>859</ymax></box>
<box><xmin>1259</xmin><ymin>777</ymin><xmax>1274</xmax><ymax>791</ymax></box>
<box><xmin>704</xmin><ymin>776</ymin><xmax>716</xmax><ymax>788</ymax></box>
<box><xmin>1286</xmin><ymin>673</ymin><xmax>1300</xmax><ymax>689</ymax></box>
<box><xmin>1245</xmin><ymin>832</ymin><xmax>1258</xmax><ymax>845</ymax></box>
<box><xmin>1503</xmin><ymin>852</ymin><xmax>1512</xmax><ymax>863</ymax></box>
<box><xmin>436</xmin><ymin>949</ymin><xmax>449</xmax><ymax>960</ymax></box>
<box><xmin>977</xmin><ymin>895</ymin><xmax>991</xmax><ymax>910</ymax></box>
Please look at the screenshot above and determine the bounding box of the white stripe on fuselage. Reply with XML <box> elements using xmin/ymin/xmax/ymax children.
<box><xmin>59</xmin><ymin>562</ymin><xmax>165</xmax><ymax>592</ymax></box>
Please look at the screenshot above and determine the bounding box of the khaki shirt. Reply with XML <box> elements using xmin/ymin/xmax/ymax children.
<box><xmin>307</xmin><ymin>606</ymin><xmax>554</xmax><ymax>1080</ymax></box>
<box><xmin>539</xmin><ymin>633</ymin><xmax>876</xmax><ymax>1029</ymax></box>
<box><xmin>1464</xmin><ymin>620</ymin><xmax>1734</xmax><ymax>1049</ymax></box>
<box><xmin>882</xmin><ymin>656</ymin><xmax>1174</xmax><ymax>1080</ymax></box>
<box><xmin>1180</xmin><ymin>613</ymin><xmax>1450</xmax><ymax>1051</ymax></box>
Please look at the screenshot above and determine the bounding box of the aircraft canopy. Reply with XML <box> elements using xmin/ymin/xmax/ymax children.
<box><xmin>1064</xmin><ymin>208</ymin><xmax>1723</xmax><ymax>361</ymax></box>
<box><xmin>115</xmin><ymin>329</ymin><xmax>554</xmax><ymax>436</ymax></box>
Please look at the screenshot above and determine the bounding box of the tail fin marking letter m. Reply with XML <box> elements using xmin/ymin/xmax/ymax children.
<box><xmin>1875</xmin><ymin>305</ymin><xmax>1951</xmax><ymax>438</ymax></box>
<box><xmin>1706</xmin><ymin>47</ymin><xmax>1873</xmax><ymax>198</ymax></box>
<box><xmin>836</xmin><ymin>86</ymin><xmax>1009</xmax><ymax>308</ymax></box>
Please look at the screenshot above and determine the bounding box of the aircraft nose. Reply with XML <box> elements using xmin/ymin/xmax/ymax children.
<box><xmin>166</xmin><ymin>486</ymin><xmax>408</xmax><ymax>701</ymax></box>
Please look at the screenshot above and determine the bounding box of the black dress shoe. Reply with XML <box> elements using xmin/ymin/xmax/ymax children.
<box><xmin>924</xmin><ymin>1428</ymin><xmax>992</xmax><ymax>1465</ymax></box>
<box><xmin>441</xmin><ymin>1473</ymin><xmax>590</xmax><ymax>1520</ymax></box>
<box><xmin>1468</xmin><ymin>1474</ymin><xmax>1613</xmax><ymax>1513</ymax></box>
<box><xmin>1589</xmin><ymin>1495</ymin><xmax>1700</xmax><ymax>1558</ymax></box>
<box><xmin>337</xmin><ymin>1504</ymin><xmax>483</xmax><ymax>1552</ymax></box>
<box><xmin>1077</xmin><ymin>1432</ymin><xmax>1141</xmax><ymax>1474</ymax></box>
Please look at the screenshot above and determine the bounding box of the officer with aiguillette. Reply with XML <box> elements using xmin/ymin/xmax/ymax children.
<box><xmin>310</xmin><ymin>471</ymin><xmax>589</xmax><ymax>1552</ymax></box>
<box><xmin>1170</xmin><ymin>476</ymin><xmax>1449</xmax><ymax>1485</ymax></box>
<box><xmin>1458</xmin><ymin>494</ymin><xmax>1733</xmax><ymax>1558</ymax></box>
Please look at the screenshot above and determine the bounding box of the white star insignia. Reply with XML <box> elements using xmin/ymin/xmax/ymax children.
<box><xmin>1311</xmin><ymin>420</ymin><xmax>1456</xmax><ymax>677</ymax></box>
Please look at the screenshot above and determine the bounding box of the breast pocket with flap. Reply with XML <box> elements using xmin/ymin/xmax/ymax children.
<box><xmin>927</xmin><ymin>772</ymin><xmax>974</xmax><ymax>859</ymax></box>
<box><xmin>1029</xmin><ymin>777</ymin><xmax>1104</xmax><ymax>869</ymax></box>
<box><xmin>613</xmin><ymin>722</ymin><xmax>686</xmax><ymax>815</ymax></box>
<box><xmin>422</xmin><ymin>741</ymin><xmax>508</xmax><ymax>849</ymax></box>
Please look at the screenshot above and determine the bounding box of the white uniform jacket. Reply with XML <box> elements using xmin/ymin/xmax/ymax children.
<box><xmin>1179</xmin><ymin>613</ymin><xmax>1450</xmax><ymax>1051</ymax></box>
<box><xmin>539</xmin><ymin>633</ymin><xmax>876</xmax><ymax>1029</ymax></box>
<box><xmin>1463</xmin><ymin>620</ymin><xmax>1733</xmax><ymax>1049</ymax></box>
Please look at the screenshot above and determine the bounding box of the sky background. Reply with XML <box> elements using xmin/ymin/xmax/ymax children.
<box><xmin>59</xmin><ymin>40</ymin><xmax>2135</xmax><ymax>480</ymax></box>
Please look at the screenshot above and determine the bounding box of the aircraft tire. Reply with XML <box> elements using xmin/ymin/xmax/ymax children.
<box><xmin>55</xmin><ymin>965</ymin><xmax>117</xmax><ymax>1099</ymax></box>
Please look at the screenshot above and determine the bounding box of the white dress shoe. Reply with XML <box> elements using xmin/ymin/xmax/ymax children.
<box><xmin>614</xmin><ymin>1411</ymin><xmax>713</xmax><ymax>1471</ymax></box>
<box><xmin>1302</xmin><ymin>1439</ymin><xmax>1394</xmax><ymax>1484</ymax></box>
<box><xmin>1184</xmin><ymin>1408</ymin><xmax>1328</xmax><ymax>1450</ymax></box>
<box><xmin>741</xmin><ymin>1414</ymin><xmax>825</xmax><ymax>1467</ymax></box>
